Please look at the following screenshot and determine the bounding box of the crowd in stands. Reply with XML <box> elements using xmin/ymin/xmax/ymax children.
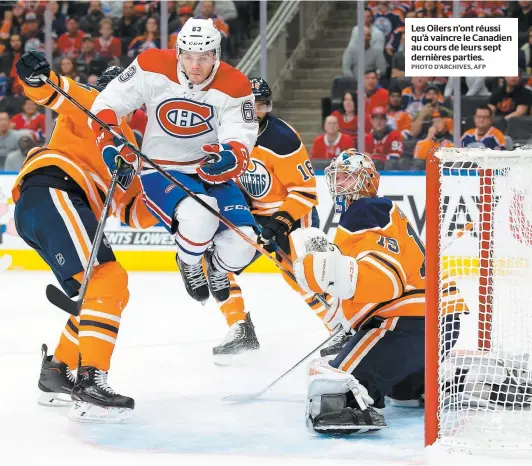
<box><xmin>311</xmin><ymin>0</ymin><xmax>532</xmax><ymax>171</ymax></box>
<box><xmin>0</xmin><ymin>0</ymin><xmax>260</xmax><ymax>171</ymax></box>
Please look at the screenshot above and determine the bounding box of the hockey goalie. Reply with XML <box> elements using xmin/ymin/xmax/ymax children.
<box><xmin>292</xmin><ymin>149</ymin><xmax>469</xmax><ymax>434</ymax></box>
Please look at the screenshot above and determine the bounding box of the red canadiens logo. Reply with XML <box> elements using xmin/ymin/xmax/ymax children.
<box><xmin>156</xmin><ymin>98</ymin><xmax>214</xmax><ymax>139</ymax></box>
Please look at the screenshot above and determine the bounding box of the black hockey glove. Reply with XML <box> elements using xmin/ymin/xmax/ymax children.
<box><xmin>259</xmin><ymin>211</ymin><xmax>295</xmax><ymax>254</ymax></box>
<box><xmin>16</xmin><ymin>51</ymin><xmax>50</xmax><ymax>88</ymax></box>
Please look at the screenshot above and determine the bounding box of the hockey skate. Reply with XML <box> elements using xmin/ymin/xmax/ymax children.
<box><xmin>175</xmin><ymin>253</ymin><xmax>210</xmax><ymax>303</ymax></box>
<box><xmin>213</xmin><ymin>313</ymin><xmax>260</xmax><ymax>366</ymax></box>
<box><xmin>70</xmin><ymin>366</ymin><xmax>134</xmax><ymax>422</ymax></box>
<box><xmin>38</xmin><ymin>343</ymin><xmax>75</xmax><ymax>406</ymax></box>
<box><xmin>320</xmin><ymin>329</ymin><xmax>353</xmax><ymax>357</ymax></box>
<box><xmin>204</xmin><ymin>248</ymin><xmax>231</xmax><ymax>302</ymax></box>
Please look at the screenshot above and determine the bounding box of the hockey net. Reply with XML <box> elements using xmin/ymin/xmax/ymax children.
<box><xmin>425</xmin><ymin>148</ymin><xmax>532</xmax><ymax>453</ymax></box>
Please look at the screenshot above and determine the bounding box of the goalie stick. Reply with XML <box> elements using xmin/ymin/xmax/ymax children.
<box><xmin>223</xmin><ymin>324</ymin><xmax>344</xmax><ymax>403</ymax></box>
<box><xmin>39</xmin><ymin>75</ymin><xmax>331</xmax><ymax>310</ymax></box>
<box><xmin>46</xmin><ymin>162</ymin><xmax>122</xmax><ymax>316</ymax></box>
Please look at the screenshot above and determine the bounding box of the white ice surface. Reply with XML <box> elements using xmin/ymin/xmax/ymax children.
<box><xmin>0</xmin><ymin>271</ymin><xmax>528</xmax><ymax>466</ymax></box>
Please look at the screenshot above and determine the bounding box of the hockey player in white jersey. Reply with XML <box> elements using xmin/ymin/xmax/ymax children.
<box><xmin>90</xmin><ymin>18</ymin><xmax>259</xmax><ymax>302</ymax></box>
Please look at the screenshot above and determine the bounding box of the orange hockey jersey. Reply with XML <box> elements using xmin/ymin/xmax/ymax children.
<box><xmin>11</xmin><ymin>71</ymin><xmax>156</xmax><ymax>229</ymax></box>
<box><xmin>237</xmin><ymin>114</ymin><xmax>318</xmax><ymax>225</ymax></box>
<box><xmin>334</xmin><ymin>197</ymin><xmax>468</xmax><ymax>331</ymax></box>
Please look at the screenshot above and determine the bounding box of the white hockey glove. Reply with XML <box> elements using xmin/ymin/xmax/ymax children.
<box><xmin>291</xmin><ymin>227</ymin><xmax>358</xmax><ymax>300</ymax></box>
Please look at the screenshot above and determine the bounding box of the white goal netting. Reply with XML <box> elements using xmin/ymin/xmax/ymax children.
<box><xmin>434</xmin><ymin>148</ymin><xmax>532</xmax><ymax>452</ymax></box>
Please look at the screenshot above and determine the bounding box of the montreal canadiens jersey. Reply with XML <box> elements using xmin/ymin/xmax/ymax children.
<box><xmin>334</xmin><ymin>197</ymin><xmax>468</xmax><ymax>331</ymax></box>
<box><xmin>237</xmin><ymin>114</ymin><xmax>318</xmax><ymax>224</ymax></box>
<box><xmin>12</xmin><ymin>71</ymin><xmax>156</xmax><ymax>229</ymax></box>
<box><xmin>91</xmin><ymin>49</ymin><xmax>258</xmax><ymax>174</ymax></box>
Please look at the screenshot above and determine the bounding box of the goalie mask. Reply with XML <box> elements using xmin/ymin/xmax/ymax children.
<box><xmin>325</xmin><ymin>150</ymin><xmax>380</xmax><ymax>213</ymax></box>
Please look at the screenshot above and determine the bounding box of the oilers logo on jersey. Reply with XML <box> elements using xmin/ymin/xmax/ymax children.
<box><xmin>156</xmin><ymin>98</ymin><xmax>215</xmax><ymax>139</ymax></box>
<box><xmin>239</xmin><ymin>158</ymin><xmax>272</xmax><ymax>198</ymax></box>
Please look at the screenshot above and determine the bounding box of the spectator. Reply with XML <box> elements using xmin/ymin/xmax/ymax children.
<box><xmin>461</xmin><ymin>105</ymin><xmax>506</xmax><ymax>150</ymax></box>
<box><xmin>59</xmin><ymin>56</ymin><xmax>86</xmax><ymax>83</ymax></box>
<box><xmin>0</xmin><ymin>10</ymin><xmax>14</xmax><ymax>43</ymax></box>
<box><xmin>79</xmin><ymin>1</ymin><xmax>105</xmax><ymax>37</ymax></box>
<box><xmin>401</xmin><ymin>77</ymin><xmax>434</xmax><ymax>116</ymax></box>
<box><xmin>0</xmin><ymin>33</ymin><xmax>24</xmax><ymax>95</ymax></box>
<box><xmin>508</xmin><ymin>1</ymin><xmax>532</xmax><ymax>33</ymax></box>
<box><xmin>118</xmin><ymin>1</ymin><xmax>140</xmax><ymax>50</ymax></box>
<box><xmin>87</xmin><ymin>74</ymin><xmax>98</xmax><ymax>86</ymax></box>
<box><xmin>58</xmin><ymin>17</ymin><xmax>85</xmax><ymax>58</ymax></box>
<box><xmin>385</xmin><ymin>26</ymin><xmax>404</xmax><ymax>58</ymax></box>
<box><xmin>0</xmin><ymin>112</ymin><xmax>20</xmax><ymax>170</ymax></box>
<box><xmin>343</xmin><ymin>26</ymin><xmax>387</xmax><ymax>79</ymax></box>
<box><xmin>48</xmin><ymin>1</ymin><xmax>66</xmax><ymax>36</ymax></box>
<box><xmin>346</xmin><ymin>7</ymin><xmax>385</xmax><ymax>52</ymax></box>
<box><xmin>422</xmin><ymin>0</ymin><xmax>447</xmax><ymax>18</ymax></box>
<box><xmin>387</xmin><ymin>87</ymin><xmax>412</xmax><ymax>138</ymax></box>
<box><xmin>168</xmin><ymin>6</ymin><xmax>194</xmax><ymax>50</ymax></box>
<box><xmin>11</xmin><ymin>3</ymin><xmax>26</xmax><ymax>34</ymax></box>
<box><xmin>365</xmin><ymin>106</ymin><xmax>403</xmax><ymax>171</ymax></box>
<box><xmin>21</xmin><ymin>12</ymin><xmax>44</xmax><ymax>52</ymax></box>
<box><xmin>330</xmin><ymin>91</ymin><xmax>371</xmax><ymax>144</ymax></box>
<box><xmin>77</xmin><ymin>35</ymin><xmax>107</xmax><ymax>76</ymax></box>
<box><xmin>311</xmin><ymin>115</ymin><xmax>354</xmax><ymax>160</ymax></box>
<box><xmin>372</xmin><ymin>1</ymin><xmax>405</xmax><ymax>38</ymax></box>
<box><xmin>520</xmin><ymin>26</ymin><xmax>532</xmax><ymax>74</ymax></box>
<box><xmin>51</xmin><ymin>33</ymin><xmax>63</xmax><ymax>72</ymax></box>
<box><xmin>94</xmin><ymin>18</ymin><xmax>122</xmax><ymax>60</ymax></box>
<box><xmin>196</xmin><ymin>0</ymin><xmax>238</xmax><ymax>22</ymax></box>
<box><xmin>444</xmin><ymin>76</ymin><xmax>490</xmax><ymax>97</ymax></box>
<box><xmin>4</xmin><ymin>135</ymin><xmax>36</xmax><ymax>172</ymax></box>
<box><xmin>489</xmin><ymin>74</ymin><xmax>532</xmax><ymax>120</ymax></box>
<box><xmin>101</xmin><ymin>1</ymin><xmax>126</xmax><ymax>19</ymax></box>
<box><xmin>391</xmin><ymin>31</ymin><xmax>406</xmax><ymax>77</ymax></box>
<box><xmin>413</xmin><ymin>113</ymin><xmax>453</xmax><ymax>167</ymax></box>
<box><xmin>196</xmin><ymin>1</ymin><xmax>230</xmax><ymax>38</ymax></box>
<box><xmin>128</xmin><ymin>16</ymin><xmax>161</xmax><ymax>58</ymax></box>
<box><xmin>410</xmin><ymin>85</ymin><xmax>452</xmax><ymax>138</ymax></box>
<box><xmin>365</xmin><ymin>69</ymin><xmax>389</xmax><ymax>114</ymax></box>
<box><xmin>10</xmin><ymin>98</ymin><xmax>46</xmax><ymax>141</ymax></box>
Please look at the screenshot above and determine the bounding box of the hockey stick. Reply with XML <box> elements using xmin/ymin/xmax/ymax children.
<box><xmin>223</xmin><ymin>324</ymin><xmax>344</xmax><ymax>403</ymax></box>
<box><xmin>40</xmin><ymin>76</ymin><xmax>331</xmax><ymax>308</ymax></box>
<box><xmin>45</xmin><ymin>162</ymin><xmax>123</xmax><ymax>316</ymax></box>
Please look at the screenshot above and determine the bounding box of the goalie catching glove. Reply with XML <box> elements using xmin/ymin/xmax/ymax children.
<box><xmin>198</xmin><ymin>142</ymin><xmax>249</xmax><ymax>184</ymax></box>
<box><xmin>292</xmin><ymin>227</ymin><xmax>358</xmax><ymax>300</ymax></box>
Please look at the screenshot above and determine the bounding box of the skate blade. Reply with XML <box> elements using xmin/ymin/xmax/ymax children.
<box><xmin>213</xmin><ymin>348</ymin><xmax>259</xmax><ymax>367</ymax></box>
<box><xmin>37</xmin><ymin>391</ymin><xmax>73</xmax><ymax>407</ymax></box>
<box><xmin>313</xmin><ymin>424</ymin><xmax>387</xmax><ymax>435</ymax></box>
<box><xmin>68</xmin><ymin>401</ymin><xmax>133</xmax><ymax>423</ymax></box>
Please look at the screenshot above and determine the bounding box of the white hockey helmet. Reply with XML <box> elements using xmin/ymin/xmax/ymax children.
<box><xmin>325</xmin><ymin>149</ymin><xmax>380</xmax><ymax>208</ymax></box>
<box><xmin>177</xmin><ymin>18</ymin><xmax>222</xmax><ymax>60</ymax></box>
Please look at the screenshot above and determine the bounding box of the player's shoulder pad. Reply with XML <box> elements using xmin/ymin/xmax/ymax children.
<box><xmin>137</xmin><ymin>49</ymin><xmax>179</xmax><ymax>82</ymax></box>
<box><xmin>206</xmin><ymin>61</ymin><xmax>251</xmax><ymax>99</ymax></box>
<box><xmin>340</xmin><ymin>197</ymin><xmax>394</xmax><ymax>233</ymax></box>
<box><xmin>257</xmin><ymin>115</ymin><xmax>302</xmax><ymax>156</ymax></box>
